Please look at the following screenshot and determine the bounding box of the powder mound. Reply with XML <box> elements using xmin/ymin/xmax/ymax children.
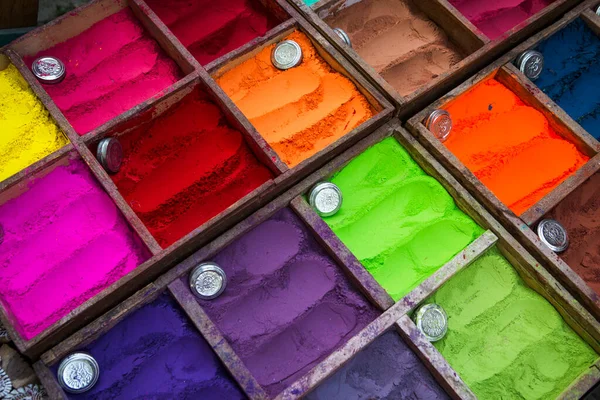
<box><xmin>0</xmin><ymin>64</ymin><xmax>68</xmax><ymax>182</ymax></box>
<box><xmin>443</xmin><ymin>78</ymin><xmax>588</xmax><ymax>216</ymax></box>
<box><xmin>324</xmin><ymin>137</ymin><xmax>482</xmax><ymax>300</ymax></box>
<box><xmin>428</xmin><ymin>247</ymin><xmax>597</xmax><ymax>399</ymax></box>
<box><xmin>448</xmin><ymin>0</ymin><xmax>556</xmax><ymax>40</ymax></box>
<box><xmin>0</xmin><ymin>159</ymin><xmax>150</xmax><ymax>340</ymax></box>
<box><xmin>24</xmin><ymin>8</ymin><xmax>182</xmax><ymax>135</ymax></box>
<box><xmin>216</xmin><ymin>30</ymin><xmax>376</xmax><ymax>167</ymax></box>
<box><xmin>145</xmin><ymin>0</ymin><xmax>282</xmax><ymax>65</ymax></box>
<box><xmin>53</xmin><ymin>293</ymin><xmax>245</xmax><ymax>399</ymax></box>
<box><xmin>111</xmin><ymin>91</ymin><xmax>273</xmax><ymax>248</ymax></box>
<box><xmin>194</xmin><ymin>208</ymin><xmax>379</xmax><ymax>396</ymax></box>
<box><xmin>325</xmin><ymin>0</ymin><xmax>463</xmax><ymax>96</ymax></box>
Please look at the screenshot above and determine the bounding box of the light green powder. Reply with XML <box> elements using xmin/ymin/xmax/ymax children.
<box><xmin>323</xmin><ymin>137</ymin><xmax>483</xmax><ymax>300</ymax></box>
<box><xmin>427</xmin><ymin>247</ymin><xmax>598</xmax><ymax>399</ymax></box>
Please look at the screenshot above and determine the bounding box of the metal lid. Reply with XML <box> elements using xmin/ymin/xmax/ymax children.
<box><xmin>596</xmin><ymin>5</ymin><xmax>600</xmax><ymax>15</ymax></box>
<box><xmin>271</xmin><ymin>40</ymin><xmax>303</xmax><ymax>70</ymax></box>
<box><xmin>414</xmin><ymin>304</ymin><xmax>448</xmax><ymax>342</ymax></box>
<box><xmin>189</xmin><ymin>262</ymin><xmax>227</xmax><ymax>300</ymax></box>
<box><xmin>332</xmin><ymin>28</ymin><xmax>352</xmax><ymax>47</ymax></box>
<box><xmin>308</xmin><ymin>182</ymin><xmax>343</xmax><ymax>217</ymax></box>
<box><xmin>96</xmin><ymin>137</ymin><xmax>123</xmax><ymax>174</ymax></box>
<box><xmin>57</xmin><ymin>353</ymin><xmax>99</xmax><ymax>394</ymax></box>
<box><xmin>515</xmin><ymin>50</ymin><xmax>544</xmax><ymax>81</ymax></box>
<box><xmin>31</xmin><ymin>57</ymin><xmax>65</xmax><ymax>84</ymax></box>
<box><xmin>425</xmin><ymin>109</ymin><xmax>452</xmax><ymax>142</ymax></box>
<box><xmin>537</xmin><ymin>219</ymin><xmax>569</xmax><ymax>253</ymax></box>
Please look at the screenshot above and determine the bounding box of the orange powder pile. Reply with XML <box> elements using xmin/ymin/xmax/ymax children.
<box><xmin>215</xmin><ymin>31</ymin><xmax>376</xmax><ymax>167</ymax></box>
<box><xmin>443</xmin><ymin>79</ymin><xmax>588</xmax><ymax>216</ymax></box>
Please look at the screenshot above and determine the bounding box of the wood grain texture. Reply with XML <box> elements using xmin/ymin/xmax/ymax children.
<box><xmin>0</xmin><ymin>0</ymin><xmax>38</xmax><ymax>29</ymax></box>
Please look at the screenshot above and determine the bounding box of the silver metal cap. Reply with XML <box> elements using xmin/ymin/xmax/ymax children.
<box><xmin>31</xmin><ymin>57</ymin><xmax>65</xmax><ymax>84</ymax></box>
<box><xmin>57</xmin><ymin>353</ymin><xmax>99</xmax><ymax>394</ymax></box>
<box><xmin>515</xmin><ymin>50</ymin><xmax>544</xmax><ymax>81</ymax></box>
<box><xmin>308</xmin><ymin>182</ymin><xmax>343</xmax><ymax>217</ymax></box>
<box><xmin>190</xmin><ymin>262</ymin><xmax>227</xmax><ymax>300</ymax></box>
<box><xmin>425</xmin><ymin>109</ymin><xmax>452</xmax><ymax>142</ymax></box>
<box><xmin>537</xmin><ymin>219</ymin><xmax>569</xmax><ymax>253</ymax></box>
<box><xmin>271</xmin><ymin>40</ymin><xmax>303</xmax><ymax>70</ymax></box>
<box><xmin>97</xmin><ymin>137</ymin><xmax>123</xmax><ymax>174</ymax></box>
<box><xmin>414</xmin><ymin>304</ymin><xmax>448</xmax><ymax>342</ymax></box>
<box><xmin>332</xmin><ymin>28</ymin><xmax>352</xmax><ymax>48</ymax></box>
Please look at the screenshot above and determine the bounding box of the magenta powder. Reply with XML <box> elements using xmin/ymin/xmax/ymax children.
<box><xmin>24</xmin><ymin>8</ymin><xmax>182</xmax><ymax>135</ymax></box>
<box><xmin>0</xmin><ymin>158</ymin><xmax>150</xmax><ymax>340</ymax></box>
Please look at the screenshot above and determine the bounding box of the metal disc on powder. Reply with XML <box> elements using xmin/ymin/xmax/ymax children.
<box><xmin>31</xmin><ymin>57</ymin><xmax>66</xmax><ymax>84</ymax></box>
<box><xmin>414</xmin><ymin>303</ymin><xmax>448</xmax><ymax>342</ymax></box>
<box><xmin>57</xmin><ymin>353</ymin><xmax>99</xmax><ymax>394</ymax></box>
<box><xmin>97</xmin><ymin>137</ymin><xmax>123</xmax><ymax>174</ymax></box>
<box><xmin>189</xmin><ymin>262</ymin><xmax>227</xmax><ymax>300</ymax></box>
<box><xmin>537</xmin><ymin>219</ymin><xmax>569</xmax><ymax>253</ymax></box>
<box><xmin>332</xmin><ymin>28</ymin><xmax>352</xmax><ymax>47</ymax></box>
<box><xmin>425</xmin><ymin>109</ymin><xmax>452</xmax><ymax>141</ymax></box>
<box><xmin>515</xmin><ymin>50</ymin><xmax>544</xmax><ymax>81</ymax></box>
<box><xmin>271</xmin><ymin>40</ymin><xmax>303</xmax><ymax>70</ymax></box>
<box><xmin>308</xmin><ymin>182</ymin><xmax>343</xmax><ymax>217</ymax></box>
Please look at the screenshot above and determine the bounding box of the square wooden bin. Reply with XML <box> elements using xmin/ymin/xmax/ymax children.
<box><xmin>0</xmin><ymin>0</ymin><xmax>391</xmax><ymax>359</ymax></box>
<box><xmin>283</xmin><ymin>0</ymin><xmax>583</xmax><ymax>119</ymax></box>
<box><xmin>407</xmin><ymin>0</ymin><xmax>600</xmax><ymax>332</ymax></box>
<box><xmin>34</xmin><ymin>121</ymin><xmax>600</xmax><ymax>399</ymax></box>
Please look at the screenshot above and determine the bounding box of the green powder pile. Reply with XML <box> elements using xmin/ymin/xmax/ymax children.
<box><xmin>427</xmin><ymin>247</ymin><xmax>598</xmax><ymax>399</ymax></box>
<box><xmin>324</xmin><ymin>137</ymin><xmax>483</xmax><ymax>300</ymax></box>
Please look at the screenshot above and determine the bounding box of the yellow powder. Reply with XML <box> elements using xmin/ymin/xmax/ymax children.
<box><xmin>0</xmin><ymin>64</ymin><xmax>68</xmax><ymax>182</ymax></box>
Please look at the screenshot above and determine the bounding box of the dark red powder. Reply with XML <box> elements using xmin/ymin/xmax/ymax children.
<box><xmin>111</xmin><ymin>91</ymin><xmax>274</xmax><ymax>248</ymax></box>
<box><xmin>144</xmin><ymin>0</ymin><xmax>283</xmax><ymax>65</ymax></box>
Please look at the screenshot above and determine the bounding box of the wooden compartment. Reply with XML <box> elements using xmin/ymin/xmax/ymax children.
<box><xmin>283</xmin><ymin>0</ymin><xmax>582</xmax><ymax>118</ymax></box>
<box><xmin>34</xmin><ymin>120</ymin><xmax>600</xmax><ymax>399</ymax></box>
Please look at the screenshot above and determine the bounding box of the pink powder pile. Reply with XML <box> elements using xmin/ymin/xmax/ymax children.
<box><xmin>0</xmin><ymin>158</ymin><xmax>151</xmax><ymax>341</ymax></box>
<box><xmin>24</xmin><ymin>8</ymin><xmax>182</xmax><ymax>135</ymax></box>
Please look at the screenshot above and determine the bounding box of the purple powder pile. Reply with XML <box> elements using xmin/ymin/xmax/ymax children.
<box><xmin>192</xmin><ymin>208</ymin><xmax>380</xmax><ymax>396</ymax></box>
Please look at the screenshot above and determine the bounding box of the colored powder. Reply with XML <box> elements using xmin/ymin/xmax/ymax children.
<box><xmin>304</xmin><ymin>0</ymin><xmax>319</xmax><ymax>5</ymax></box>
<box><xmin>426</xmin><ymin>247</ymin><xmax>598</xmax><ymax>399</ymax></box>
<box><xmin>145</xmin><ymin>0</ymin><xmax>283</xmax><ymax>65</ymax></box>
<box><xmin>194</xmin><ymin>208</ymin><xmax>379</xmax><ymax>396</ymax></box>
<box><xmin>546</xmin><ymin>172</ymin><xmax>600</xmax><ymax>296</ymax></box>
<box><xmin>54</xmin><ymin>293</ymin><xmax>245</xmax><ymax>399</ymax></box>
<box><xmin>111</xmin><ymin>91</ymin><xmax>273</xmax><ymax>248</ymax></box>
<box><xmin>0</xmin><ymin>64</ymin><xmax>68</xmax><ymax>182</ymax></box>
<box><xmin>324</xmin><ymin>0</ymin><xmax>463</xmax><ymax>96</ymax></box>
<box><xmin>443</xmin><ymin>78</ymin><xmax>588</xmax><ymax>216</ymax></box>
<box><xmin>0</xmin><ymin>159</ymin><xmax>150</xmax><ymax>340</ymax></box>
<box><xmin>534</xmin><ymin>18</ymin><xmax>600</xmax><ymax>140</ymax></box>
<box><xmin>306</xmin><ymin>331</ymin><xmax>449</xmax><ymax>399</ymax></box>
<box><xmin>323</xmin><ymin>137</ymin><xmax>482</xmax><ymax>300</ymax></box>
<box><xmin>216</xmin><ymin>31</ymin><xmax>376</xmax><ymax>167</ymax></box>
<box><xmin>24</xmin><ymin>8</ymin><xmax>182</xmax><ymax>135</ymax></box>
<box><xmin>447</xmin><ymin>0</ymin><xmax>557</xmax><ymax>40</ymax></box>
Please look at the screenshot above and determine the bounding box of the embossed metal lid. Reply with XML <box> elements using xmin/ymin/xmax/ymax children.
<box><xmin>537</xmin><ymin>219</ymin><xmax>569</xmax><ymax>253</ymax></box>
<box><xmin>308</xmin><ymin>182</ymin><xmax>343</xmax><ymax>217</ymax></box>
<box><xmin>515</xmin><ymin>50</ymin><xmax>544</xmax><ymax>81</ymax></box>
<box><xmin>190</xmin><ymin>262</ymin><xmax>227</xmax><ymax>300</ymax></box>
<box><xmin>57</xmin><ymin>353</ymin><xmax>99</xmax><ymax>394</ymax></box>
<box><xmin>271</xmin><ymin>40</ymin><xmax>303</xmax><ymax>70</ymax></box>
<box><xmin>414</xmin><ymin>303</ymin><xmax>448</xmax><ymax>342</ymax></box>
<box><xmin>425</xmin><ymin>109</ymin><xmax>452</xmax><ymax>142</ymax></box>
<box><xmin>332</xmin><ymin>28</ymin><xmax>352</xmax><ymax>47</ymax></box>
<box><xmin>31</xmin><ymin>57</ymin><xmax>66</xmax><ymax>84</ymax></box>
<box><xmin>96</xmin><ymin>137</ymin><xmax>123</xmax><ymax>174</ymax></box>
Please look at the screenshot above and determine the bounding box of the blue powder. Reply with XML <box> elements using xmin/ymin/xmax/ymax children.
<box><xmin>534</xmin><ymin>18</ymin><xmax>600</xmax><ymax>139</ymax></box>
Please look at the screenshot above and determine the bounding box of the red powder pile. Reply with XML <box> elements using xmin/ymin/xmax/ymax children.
<box><xmin>145</xmin><ymin>0</ymin><xmax>283</xmax><ymax>65</ymax></box>
<box><xmin>111</xmin><ymin>91</ymin><xmax>274</xmax><ymax>248</ymax></box>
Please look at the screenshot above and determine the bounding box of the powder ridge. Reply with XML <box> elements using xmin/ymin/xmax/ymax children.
<box><xmin>324</xmin><ymin>0</ymin><xmax>463</xmax><ymax>96</ymax></box>
<box><xmin>111</xmin><ymin>90</ymin><xmax>273</xmax><ymax>248</ymax></box>
<box><xmin>145</xmin><ymin>0</ymin><xmax>282</xmax><ymax>65</ymax></box>
<box><xmin>306</xmin><ymin>331</ymin><xmax>449</xmax><ymax>399</ymax></box>
<box><xmin>324</xmin><ymin>137</ymin><xmax>482</xmax><ymax>300</ymax></box>
<box><xmin>427</xmin><ymin>247</ymin><xmax>598</xmax><ymax>399</ymax></box>
<box><xmin>534</xmin><ymin>18</ymin><xmax>600</xmax><ymax>140</ymax></box>
<box><xmin>448</xmin><ymin>0</ymin><xmax>557</xmax><ymax>40</ymax></box>
<box><xmin>216</xmin><ymin>31</ymin><xmax>376</xmax><ymax>167</ymax></box>
<box><xmin>195</xmin><ymin>208</ymin><xmax>379</xmax><ymax>396</ymax></box>
<box><xmin>0</xmin><ymin>64</ymin><xmax>68</xmax><ymax>182</ymax></box>
<box><xmin>24</xmin><ymin>8</ymin><xmax>182</xmax><ymax>135</ymax></box>
<box><xmin>443</xmin><ymin>78</ymin><xmax>588</xmax><ymax>216</ymax></box>
<box><xmin>56</xmin><ymin>293</ymin><xmax>245</xmax><ymax>399</ymax></box>
<box><xmin>0</xmin><ymin>159</ymin><xmax>150</xmax><ymax>340</ymax></box>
